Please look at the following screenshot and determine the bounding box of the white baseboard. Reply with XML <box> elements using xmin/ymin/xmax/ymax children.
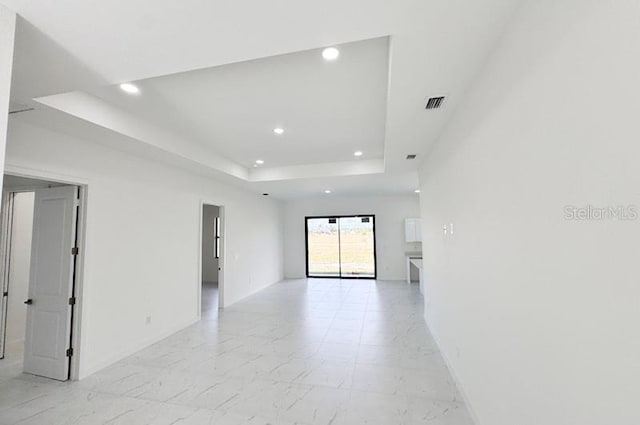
<box><xmin>423</xmin><ymin>311</ymin><xmax>482</xmax><ymax>425</ymax></box>
<box><xmin>78</xmin><ymin>316</ymin><xmax>200</xmax><ymax>380</ymax></box>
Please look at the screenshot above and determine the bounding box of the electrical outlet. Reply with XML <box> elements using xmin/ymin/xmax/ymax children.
<box><xmin>145</xmin><ymin>316</ymin><xmax>152</xmax><ymax>325</ymax></box>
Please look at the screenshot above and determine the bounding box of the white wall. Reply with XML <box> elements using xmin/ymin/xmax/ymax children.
<box><xmin>5</xmin><ymin>117</ymin><xmax>284</xmax><ymax>378</ymax></box>
<box><xmin>0</xmin><ymin>5</ymin><xmax>16</xmax><ymax>188</ymax></box>
<box><xmin>201</xmin><ymin>204</ymin><xmax>219</xmax><ymax>284</ymax></box>
<box><xmin>284</xmin><ymin>195</ymin><xmax>420</xmax><ymax>280</ymax></box>
<box><xmin>4</xmin><ymin>191</ymin><xmax>33</xmax><ymax>356</ymax></box>
<box><xmin>418</xmin><ymin>1</ymin><xmax>640</xmax><ymax>424</ymax></box>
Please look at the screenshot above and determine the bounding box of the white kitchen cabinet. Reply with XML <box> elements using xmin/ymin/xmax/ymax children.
<box><xmin>404</xmin><ymin>218</ymin><xmax>422</xmax><ymax>242</ymax></box>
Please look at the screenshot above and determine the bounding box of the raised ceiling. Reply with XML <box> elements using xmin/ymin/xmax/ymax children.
<box><xmin>4</xmin><ymin>0</ymin><xmax>522</xmax><ymax>199</ymax></box>
<box><xmin>90</xmin><ymin>37</ymin><xmax>389</xmax><ymax>169</ymax></box>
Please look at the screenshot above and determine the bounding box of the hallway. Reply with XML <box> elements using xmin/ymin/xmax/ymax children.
<box><xmin>201</xmin><ymin>281</ymin><xmax>219</xmax><ymax>320</ymax></box>
<box><xmin>0</xmin><ymin>279</ymin><xmax>470</xmax><ymax>424</ymax></box>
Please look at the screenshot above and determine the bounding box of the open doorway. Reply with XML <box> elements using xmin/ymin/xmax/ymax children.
<box><xmin>201</xmin><ymin>203</ymin><xmax>223</xmax><ymax>319</ymax></box>
<box><xmin>0</xmin><ymin>174</ymin><xmax>86</xmax><ymax>381</ymax></box>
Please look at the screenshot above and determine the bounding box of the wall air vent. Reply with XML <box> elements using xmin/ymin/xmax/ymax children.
<box><xmin>425</xmin><ymin>96</ymin><xmax>445</xmax><ymax>110</ymax></box>
<box><xmin>406</xmin><ymin>154</ymin><xmax>417</xmax><ymax>160</ymax></box>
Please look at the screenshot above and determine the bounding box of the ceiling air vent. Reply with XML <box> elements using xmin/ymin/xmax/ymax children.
<box><xmin>406</xmin><ymin>154</ymin><xmax>417</xmax><ymax>160</ymax></box>
<box><xmin>425</xmin><ymin>96</ymin><xmax>445</xmax><ymax>110</ymax></box>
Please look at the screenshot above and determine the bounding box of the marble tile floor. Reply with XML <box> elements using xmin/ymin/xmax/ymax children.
<box><xmin>0</xmin><ymin>279</ymin><xmax>473</xmax><ymax>425</ymax></box>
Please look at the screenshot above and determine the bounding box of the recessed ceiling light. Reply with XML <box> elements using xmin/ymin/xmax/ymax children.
<box><xmin>322</xmin><ymin>47</ymin><xmax>340</xmax><ymax>61</ymax></box>
<box><xmin>255</xmin><ymin>159</ymin><xmax>264</xmax><ymax>165</ymax></box>
<box><xmin>414</xmin><ymin>189</ymin><xmax>421</xmax><ymax>193</ymax></box>
<box><xmin>354</xmin><ymin>151</ymin><xmax>363</xmax><ymax>157</ymax></box>
<box><xmin>273</xmin><ymin>127</ymin><xmax>284</xmax><ymax>135</ymax></box>
<box><xmin>119</xmin><ymin>83</ymin><xmax>140</xmax><ymax>94</ymax></box>
<box><xmin>324</xmin><ymin>190</ymin><xmax>332</xmax><ymax>194</ymax></box>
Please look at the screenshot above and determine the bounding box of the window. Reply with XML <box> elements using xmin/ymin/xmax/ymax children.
<box><xmin>214</xmin><ymin>216</ymin><xmax>221</xmax><ymax>259</ymax></box>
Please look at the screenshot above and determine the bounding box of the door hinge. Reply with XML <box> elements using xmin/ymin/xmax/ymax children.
<box><xmin>66</xmin><ymin>348</ymin><xmax>74</xmax><ymax>357</ymax></box>
<box><xmin>71</xmin><ymin>247</ymin><xmax>79</xmax><ymax>256</ymax></box>
<box><xmin>68</xmin><ymin>297</ymin><xmax>76</xmax><ymax>305</ymax></box>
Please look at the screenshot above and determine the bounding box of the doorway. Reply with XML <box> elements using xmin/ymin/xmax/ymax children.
<box><xmin>305</xmin><ymin>215</ymin><xmax>376</xmax><ymax>279</ymax></box>
<box><xmin>200</xmin><ymin>203</ymin><xmax>223</xmax><ymax>318</ymax></box>
<box><xmin>0</xmin><ymin>174</ymin><xmax>86</xmax><ymax>381</ymax></box>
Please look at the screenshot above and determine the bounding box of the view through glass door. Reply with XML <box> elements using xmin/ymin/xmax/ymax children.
<box><xmin>305</xmin><ymin>215</ymin><xmax>376</xmax><ymax>279</ymax></box>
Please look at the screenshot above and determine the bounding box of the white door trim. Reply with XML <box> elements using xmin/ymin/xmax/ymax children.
<box><xmin>0</xmin><ymin>166</ymin><xmax>87</xmax><ymax>381</ymax></box>
<box><xmin>0</xmin><ymin>191</ymin><xmax>14</xmax><ymax>359</ymax></box>
<box><xmin>4</xmin><ymin>164</ymin><xmax>90</xmax><ymax>187</ymax></box>
<box><xmin>198</xmin><ymin>200</ymin><xmax>226</xmax><ymax>314</ymax></box>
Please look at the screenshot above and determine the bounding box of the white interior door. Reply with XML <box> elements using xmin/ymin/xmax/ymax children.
<box><xmin>23</xmin><ymin>186</ymin><xmax>78</xmax><ymax>381</ymax></box>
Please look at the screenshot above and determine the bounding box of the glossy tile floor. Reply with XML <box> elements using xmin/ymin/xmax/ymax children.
<box><xmin>0</xmin><ymin>279</ymin><xmax>473</xmax><ymax>425</ymax></box>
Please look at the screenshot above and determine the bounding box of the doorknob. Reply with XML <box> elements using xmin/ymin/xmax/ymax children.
<box><xmin>24</xmin><ymin>299</ymin><xmax>33</xmax><ymax>305</ymax></box>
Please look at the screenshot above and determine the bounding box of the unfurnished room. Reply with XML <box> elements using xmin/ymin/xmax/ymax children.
<box><xmin>0</xmin><ymin>1</ymin><xmax>638</xmax><ymax>425</ymax></box>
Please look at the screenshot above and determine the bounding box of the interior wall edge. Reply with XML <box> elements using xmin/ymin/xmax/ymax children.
<box><xmin>423</xmin><ymin>310</ymin><xmax>482</xmax><ymax>425</ymax></box>
<box><xmin>78</xmin><ymin>316</ymin><xmax>200</xmax><ymax>379</ymax></box>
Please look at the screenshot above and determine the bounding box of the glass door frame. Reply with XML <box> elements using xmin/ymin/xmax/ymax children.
<box><xmin>304</xmin><ymin>215</ymin><xmax>377</xmax><ymax>279</ymax></box>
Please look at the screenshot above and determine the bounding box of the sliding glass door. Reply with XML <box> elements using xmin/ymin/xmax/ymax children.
<box><xmin>306</xmin><ymin>217</ymin><xmax>341</xmax><ymax>277</ymax></box>
<box><xmin>305</xmin><ymin>215</ymin><xmax>376</xmax><ymax>279</ymax></box>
